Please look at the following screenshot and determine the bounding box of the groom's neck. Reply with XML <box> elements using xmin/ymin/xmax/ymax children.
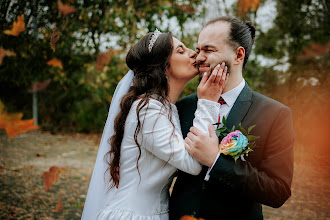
<box><xmin>222</xmin><ymin>70</ymin><xmax>243</xmax><ymax>94</ymax></box>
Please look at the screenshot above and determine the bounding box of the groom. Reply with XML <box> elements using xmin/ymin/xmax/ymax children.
<box><xmin>169</xmin><ymin>16</ymin><xmax>295</xmax><ymax>219</ymax></box>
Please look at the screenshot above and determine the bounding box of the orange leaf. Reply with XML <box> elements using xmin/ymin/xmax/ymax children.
<box><xmin>180</xmin><ymin>5</ymin><xmax>197</xmax><ymax>13</ymax></box>
<box><xmin>0</xmin><ymin>101</ymin><xmax>38</xmax><ymax>138</ymax></box>
<box><xmin>180</xmin><ymin>216</ymin><xmax>197</xmax><ymax>220</ymax></box>
<box><xmin>237</xmin><ymin>0</ymin><xmax>261</xmax><ymax>17</ymax></box>
<box><xmin>43</xmin><ymin>166</ymin><xmax>67</xmax><ymax>191</ymax></box>
<box><xmin>50</xmin><ymin>27</ymin><xmax>60</xmax><ymax>52</ymax></box>
<box><xmin>58</xmin><ymin>0</ymin><xmax>76</xmax><ymax>16</ymax></box>
<box><xmin>0</xmin><ymin>48</ymin><xmax>16</xmax><ymax>65</ymax></box>
<box><xmin>52</xmin><ymin>200</ymin><xmax>63</xmax><ymax>213</ymax></box>
<box><xmin>49</xmin><ymin>166</ymin><xmax>61</xmax><ymax>184</ymax></box>
<box><xmin>96</xmin><ymin>49</ymin><xmax>120</xmax><ymax>70</ymax></box>
<box><xmin>43</xmin><ymin>171</ymin><xmax>52</xmax><ymax>191</ymax></box>
<box><xmin>5</xmin><ymin>119</ymin><xmax>39</xmax><ymax>138</ymax></box>
<box><xmin>28</xmin><ymin>79</ymin><xmax>51</xmax><ymax>93</ymax></box>
<box><xmin>47</xmin><ymin>58</ymin><xmax>63</xmax><ymax>69</ymax></box>
<box><xmin>4</xmin><ymin>15</ymin><xmax>25</xmax><ymax>36</ymax></box>
<box><xmin>298</xmin><ymin>42</ymin><xmax>330</xmax><ymax>60</ymax></box>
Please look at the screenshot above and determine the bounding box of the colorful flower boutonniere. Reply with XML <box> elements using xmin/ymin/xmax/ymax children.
<box><xmin>215</xmin><ymin>117</ymin><xmax>259</xmax><ymax>162</ymax></box>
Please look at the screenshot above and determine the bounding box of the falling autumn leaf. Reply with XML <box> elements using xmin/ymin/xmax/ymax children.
<box><xmin>0</xmin><ymin>100</ymin><xmax>39</xmax><ymax>138</ymax></box>
<box><xmin>180</xmin><ymin>216</ymin><xmax>197</xmax><ymax>220</ymax></box>
<box><xmin>50</xmin><ymin>27</ymin><xmax>60</xmax><ymax>52</ymax></box>
<box><xmin>0</xmin><ymin>48</ymin><xmax>16</xmax><ymax>65</ymax></box>
<box><xmin>237</xmin><ymin>0</ymin><xmax>261</xmax><ymax>17</ymax></box>
<box><xmin>58</xmin><ymin>0</ymin><xmax>76</xmax><ymax>16</ymax></box>
<box><xmin>4</xmin><ymin>15</ymin><xmax>25</xmax><ymax>36</ymax></box>
<box><xmin>298</xmin><ymin>42</ymin><xmax>330</xmax><ymax>61</ymax></box>
<box><xmin>47</xmin><ymin>58</ymin><xmax>63</xmax><ymax>69</ymax></box>
<box><xmin>43</xmin><ymin>166</ymin><xmax>67</xmax><ymax>191</ymax></box>
<box><xmin>52</xmin><ymin>200</ymin><xmax>63</xmax><ymax>213</ymax></box>
<box><xmin>180</xmin><ymin>5</ymin><xmax>198</xmax><ymax>13</ymax></box>
<box><xmin>96</xmin><ymin>49</ymin><xmax>121</xmax><ymax>70</ymax></box>
<box><xmin>27</xmin><ymin>79</ymin><xmax>51</xmax><ymax>93</ymax></box>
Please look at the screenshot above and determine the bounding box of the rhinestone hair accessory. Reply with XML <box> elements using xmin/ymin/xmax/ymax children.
<box><xmin>148</xmin><ymin>29</ymin><xmax>161</xmax><ymax>52</ymax></box>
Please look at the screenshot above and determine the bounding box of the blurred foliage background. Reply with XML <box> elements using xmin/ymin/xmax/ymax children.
<box><xmin>0</xmin><ymin>0</ymin><xmax>329</xmax><ymax>154</ymax></box>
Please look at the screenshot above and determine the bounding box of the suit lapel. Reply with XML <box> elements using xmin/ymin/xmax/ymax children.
<box><xmin>225</xmin><ymin>83</ymin><xmax>253</xmax><ymax>132</ymax></box>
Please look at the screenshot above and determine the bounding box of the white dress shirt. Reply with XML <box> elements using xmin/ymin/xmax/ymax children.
<box><xmin>204</xmin><ymin>79</ymin><xmax>246</xmax><ymax>181</ymax></box>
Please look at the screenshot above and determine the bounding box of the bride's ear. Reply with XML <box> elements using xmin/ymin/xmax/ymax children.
<box><xmin>166</xmin><ymin>65</ymin><xmax>172</xmax><ymax>76</ymax></box>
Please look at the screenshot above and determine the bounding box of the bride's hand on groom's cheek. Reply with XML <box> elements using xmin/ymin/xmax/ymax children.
<box><xmin>185</xmin><ymin>124</ymin><xmax>219</xmax><ymax>167</ymax></box>
<box><xmin>197</xmin><ymin>62</ymin><xmax>228</xmax><ymax>102</ymax></box>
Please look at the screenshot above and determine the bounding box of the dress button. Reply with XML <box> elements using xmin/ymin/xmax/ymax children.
<box><xmin>202</xmin><ymin>182</ymin><xmax>206</xmax><ymax>190</ymax></box>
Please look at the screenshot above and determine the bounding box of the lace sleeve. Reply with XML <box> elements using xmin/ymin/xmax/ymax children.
<box><xmin>193</xmin><ymin>99</ymin><xmax>220</xmax><ymax>136</ymax></box>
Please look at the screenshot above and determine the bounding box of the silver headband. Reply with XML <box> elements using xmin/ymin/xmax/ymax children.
<box><xmin>148</xmin><ymin>29</ymin><xmax>161</xmax><ymax>52</ymax></box>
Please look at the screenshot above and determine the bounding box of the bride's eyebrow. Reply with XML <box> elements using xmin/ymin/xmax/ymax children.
<box><xmin>175</xmin><ymin>45</ymin><xmax>184</xmax><ymax>50</ymax></box>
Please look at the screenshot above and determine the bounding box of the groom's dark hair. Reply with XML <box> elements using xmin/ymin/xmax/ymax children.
<box><xmin>205</xmin><ymin>16</ymin><xmax>256</xmax><ymax>67</ymax></box>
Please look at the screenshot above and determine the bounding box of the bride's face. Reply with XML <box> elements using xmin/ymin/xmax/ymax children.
<box><xmin>167</xmin><ymin>37</ymin><xmax>198</xmax><ymax>81</ymax></box>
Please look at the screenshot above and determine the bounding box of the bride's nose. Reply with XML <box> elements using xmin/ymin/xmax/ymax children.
<box><xmin>188</xmin><ymin>49</ymin><xmax>197</xmax><ymax>58</ymax></box>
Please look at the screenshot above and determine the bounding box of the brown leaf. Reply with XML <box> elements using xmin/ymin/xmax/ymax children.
<box><xmin>52</xmin><ymin>200</ymin><xmax>63</xmax><ymax>213</ymax></box>
<box><xmin>298</xmin><ymin>42</ymin><xmax>330</xmax><ymax>60</ymax></box>
<box><xmin>4</xmin><ymin>15</ymin><xmax>25</xmax><ymax>36</ymax></box>
<box><xmin>58</xmin><ymin>0</ymin><xmax>76</xmax><ymax>16</ymax></box>
<box><xmin>50</xmin><ymin>27</ymin><xmax>60</xmax><ymax>52</ymax></box>
<box><xmin>180</xmin><ymin>5</ymin><xmax>198</xmax><ymax>13</ymax></box>
<box><xmin>96</xmin><ymin>49</ymin><xmax>120</xmax><ymax>70</ymax></box>
<box><xmin>43</xmin><ymin>171</ymin><xmax>52</xmax><ymax>191</ymax></box>
<box><xmin>43</xmin><ymin>166</ymin><xmax>67</xmax><ymax>191</ymax></box>
<box><xmin>27</xmin><ymin>79</ymin><xmax>51</xmax><ymax>93</ymax></box>
<box><xmin>0</xmin><ymin>101</ymin><xmax>38</xmax><ymax>138</ymax></box>
<box><xmin>180</xmin><ymin>216</ymin><xmax>197</xmax><ymax>220</ymax></box>
<box><xmin>0</xmin><ymin>48</ymin><xmax>16</xmax><ymax>65</ymax></box>
<box><xmin>237</xmin><ymin>0</ymin><xmax>261</xmax><ymax>17</ymax></box>
<box><xmin>5</xmin><ymin>119</ymin><xmax>39</xmax><ymax>138</ymax></box>
<box><xmin>47</xmin><ymin>58</ymin><xmax>63</xmax><ymax>69</ymax></box>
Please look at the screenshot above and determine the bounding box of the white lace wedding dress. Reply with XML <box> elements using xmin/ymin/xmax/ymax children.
<box><xmin>95</xmin><ymin>98</ymin><xmax>219</xmax><ymax>220</ymax></box>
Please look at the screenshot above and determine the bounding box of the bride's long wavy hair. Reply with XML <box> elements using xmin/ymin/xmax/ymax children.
<box><xmin>106</xmin><ymin>32</ymin><xmax>175</xmax><ymax>188</ymax></box>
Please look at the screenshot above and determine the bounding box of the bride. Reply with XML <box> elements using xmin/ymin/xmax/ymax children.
<box><xmin>82</xmin><ymin>29</ymin><xmax>228</xmax><ymax>220</ymax></box>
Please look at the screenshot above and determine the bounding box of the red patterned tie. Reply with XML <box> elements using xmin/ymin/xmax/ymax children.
<box><xmin>218</xmin><ymin>97</ymin><xmax>226</xmax><ymax>105</ymax></box>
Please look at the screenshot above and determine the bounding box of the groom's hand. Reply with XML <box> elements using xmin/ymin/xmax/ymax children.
<box><xmin>185</xmin><ymin>124</ymin><xmax>219</xmax><ymax>167</ymax></box>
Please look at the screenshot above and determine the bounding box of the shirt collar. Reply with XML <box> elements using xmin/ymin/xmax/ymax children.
<box><xmin>221</xmin><ymin>79</ymin><xmax>245</xmax><ymax>107</ymax></box>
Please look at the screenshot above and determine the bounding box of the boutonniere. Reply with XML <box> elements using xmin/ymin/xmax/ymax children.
<box><xmin>214</xmin><ymin>117</ymin><xmax>259</xmax><ymax>162</ymax></box>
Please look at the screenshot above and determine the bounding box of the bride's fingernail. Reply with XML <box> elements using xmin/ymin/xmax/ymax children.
<box><xmin>221</xmin><ymin>62</ymin><xmax>225</xmax><ymax>66</ymax></box>
<box><xmin>216</xmin><ymin>64</ymin><xmax>221</xmax><ymax>68</ymax></box>
<box><xmin>204</xmin><ymin>72</ymin><xmax>207</xmax><ymax>76</ymax></box>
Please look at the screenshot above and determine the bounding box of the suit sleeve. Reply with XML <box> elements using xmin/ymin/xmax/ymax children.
<box><xmin>209</xmin><ymin>106</ymin><xmax>295</xmax><ymax>208</ymax></box>
<box><xmin>138</xmin><ymin>100</ymin><xmax>219</xmax><ymax>176</ymax></box>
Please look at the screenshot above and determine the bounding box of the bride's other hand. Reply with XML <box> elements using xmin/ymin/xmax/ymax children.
<box><xmin>197</xmin><ymin>62</ymin><xmax>228</xmax><ymax>102</ymax></box>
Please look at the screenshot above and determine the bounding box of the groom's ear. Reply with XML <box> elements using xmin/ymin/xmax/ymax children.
<box><xmin>233</xmin><ymin>46</ymin><xmax>245</xmax><ymax>66</ymax></box>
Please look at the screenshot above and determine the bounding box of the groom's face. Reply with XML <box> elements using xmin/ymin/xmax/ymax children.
<box><xmin>196</xmin><ymin>21</ymin><xmax>236</xmax><ymax>78</ymax></box>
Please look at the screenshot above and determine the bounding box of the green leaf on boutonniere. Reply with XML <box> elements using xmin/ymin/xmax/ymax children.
<box><xmin>248</xmin><ymin>125</ymin><xmax>256</xmax><ymax>134</ymax></box>
<box><xmin>247</xmin><ymin>135</ymin><xmax>260</xmax><ymax>141</ymax></box>
<box><xmin>230</xmin><ymin>125</ymin><xmax>236</xmax><ymax>132</ymax></box>
<box><xmin>217</xmin><ymin>127</ymin><xmax>227</xmax><ymax>133</ymax></box>
<box><xmin>234</xmin><ymin>155</ymin><xmax>240</xmax><ymax>162</ymax></box>
<box><xmin>237</xmin><ymin>123</ymin><xmax>248</xmax><ymax>136</ymax></box>
<box><xmin>241</xmin><ymin>147</ymin><xmax>253</xmax><ymax>156</ymax></box>
<box><xmin>222</xmin><ymin>116</ymin><xmax>226</xmax><ymax>125</ymax></box>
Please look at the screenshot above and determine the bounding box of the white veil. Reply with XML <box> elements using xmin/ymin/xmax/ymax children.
<box><xmin>81</xmin><ymin>70</ymin><xmax>134</xmax><ymax>220</ymax></box>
